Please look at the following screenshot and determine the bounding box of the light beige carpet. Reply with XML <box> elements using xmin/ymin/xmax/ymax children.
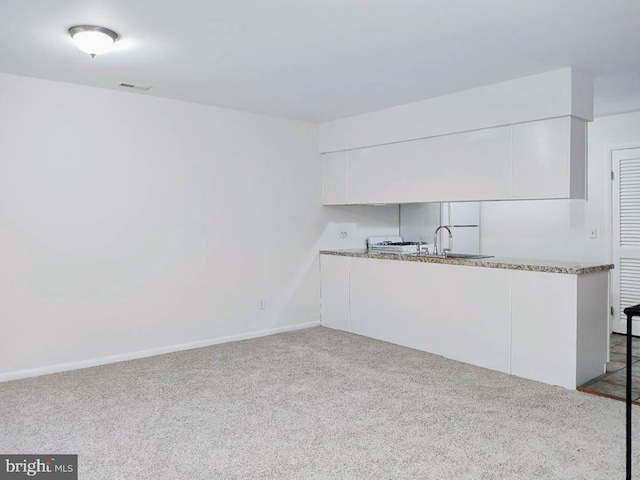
<box><xmin>1</xmin><ymin>326</ymin><xmax>638</xmax><ymax>479</ymax></box>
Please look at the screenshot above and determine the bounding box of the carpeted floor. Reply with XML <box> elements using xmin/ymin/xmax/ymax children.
<box><xmin>1</xmin><ymin>327</ymin><xmax>638</xmax><ymax>479</ymax></box>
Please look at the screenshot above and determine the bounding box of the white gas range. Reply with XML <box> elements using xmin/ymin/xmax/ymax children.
<box><xmin>367</xmin><ymin>236</ymin><xmax>432</xmax><ymax>255</ymax></box>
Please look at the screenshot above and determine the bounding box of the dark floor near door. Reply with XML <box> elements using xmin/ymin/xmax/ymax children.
<box><xmin>579</xmin><ymin>333</ymin><xmax>640</xmax><ymax>402</ymax></box>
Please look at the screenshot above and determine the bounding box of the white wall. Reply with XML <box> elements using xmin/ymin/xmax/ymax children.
<box><xmin>481</xmin><ymin>110</ymin><xmax>640</xmax><ymax>262</ymax></box>
<box><xmin>400</xmin><ymin>203</ymin><xmax>441</xmax><ymax>243</ymax></box>
<box><xmin>0</xmin><ymin>73</ymin><xmax>398</xmax><ymax>379</ymax></box>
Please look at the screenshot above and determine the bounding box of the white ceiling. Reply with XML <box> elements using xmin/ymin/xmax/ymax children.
<box><xmin>1</xmin><ymin>0</ymin><xmax>640</xmax><ymax>122</ymax></box>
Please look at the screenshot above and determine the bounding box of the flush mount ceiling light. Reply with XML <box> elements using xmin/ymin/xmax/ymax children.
<box><xmin>68</xmin><ymin>25</ymin><xmax>119</xmax><ymax>58</ymax></box>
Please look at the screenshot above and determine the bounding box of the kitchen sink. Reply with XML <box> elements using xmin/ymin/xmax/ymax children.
<box><xmin>418</xmin><ymin>253</ymin><xmax>494</xmax><ymax>260</ymax></box>
<box><xmin>444</xmin><ymin>253</ymin><xmax>494</xmax><ymax>259</ymax></box>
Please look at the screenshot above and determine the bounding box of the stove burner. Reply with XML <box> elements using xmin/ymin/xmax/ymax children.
<box><xmin>378</xmin><ymin>241</ymin><xmax>420</xmax><ymax>246</ymax></box>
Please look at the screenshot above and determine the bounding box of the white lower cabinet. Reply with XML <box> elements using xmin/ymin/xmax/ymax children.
<box><xmin>510</xmin><ymin>270</ymin><xmax>608</xmax><ymax>389</ymax></box>
<box><xmin>348</xmin><ymin>257</ymin><xmax>444</xmax><ymax>358</ymax></box>
<box><xmin>349</xmin><ymin>257</ymin><xmax>511</xmax><ymax>373</ymax></box>
<box><xmin>319</xmin><ymin>254</ymin><xmax>351</xmax><ymax>331</ymax></box>
<box><xmin>319</xmin><ymin>254</ymin><xmax>608</xmax><ymax>389</ymax></box>
<box><xmin>510</xmin><ymin>271</ymin><xmax>578</xmax><ymax>388</ymax></box>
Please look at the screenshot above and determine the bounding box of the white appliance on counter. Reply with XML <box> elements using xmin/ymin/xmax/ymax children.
<box><xmin>400</xmin><ymin>202</ymin><xmax>480</xmax><ymax>254</ymax></box>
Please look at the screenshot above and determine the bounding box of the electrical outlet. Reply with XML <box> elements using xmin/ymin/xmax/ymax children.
<box><xmin>589</xmin><ymin>227</ymin><xmax>597</xmax><ymax>239</ymax></box>
<box><xmin>336</xmin><ymin>223</ymin><xmax>355</xmax><ymax>239</ymax></box>
<box><xmin>258</xmin><ymin>300</ymin><xmax>266</xmax><ymax>310</ymax></box>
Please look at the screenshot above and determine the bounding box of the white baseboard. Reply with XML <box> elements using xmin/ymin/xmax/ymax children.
<box><xmin>0</xmin><ymin>321</ymin><xmax>321</xmax><ymax>383</ymax></box>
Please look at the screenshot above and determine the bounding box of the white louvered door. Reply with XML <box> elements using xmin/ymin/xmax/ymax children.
<box><xmin>612</xmin><ymin>148</ymin><xmax>640</xmax><ymax>334</ymax></box>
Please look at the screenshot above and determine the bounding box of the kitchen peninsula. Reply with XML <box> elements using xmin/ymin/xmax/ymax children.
<box><xmin>319</xmin><ymin>249</ymin><xmax>614</xmax><ymax>389</ymax></box>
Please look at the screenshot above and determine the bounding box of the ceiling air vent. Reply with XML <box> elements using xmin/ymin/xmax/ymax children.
<box><xmin>118</xmin><ymin>82</ymin><xmax>152</xmax><ymax>91</ymax></box>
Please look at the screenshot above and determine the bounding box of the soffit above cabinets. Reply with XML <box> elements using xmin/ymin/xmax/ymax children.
<box><xmin>319</xmin><ymin>68</ymin><xmax>592</xmax><ymax>153</ymax></box>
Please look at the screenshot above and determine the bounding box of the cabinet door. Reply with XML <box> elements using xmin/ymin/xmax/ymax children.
<box><xmin>511</xmin><ymin>117</ymin><xmax>586</xmax><ymax>200</ymax></box>
<box><xmin>349</xmin><ymin>257</ymin><xmax>511</xmax><ymax>373</ymax></box>
<box><xmin>349</xmin><ymin>257</ymin><xmax>443</xmax><ymax>354</ymax></box>
<box><xmin>434</xmin><ymin>265</ymin><xmax>511</xmax><ymax>373</ymax></box>
<box><xmin>320</xmin><ymin>255</ymin><xmax>350</xmax><ymax>331</ymax></box>
<box><xmin>321</xmin><ymin>151</ymin><xmax>348</xmax><ymax>205</ymax></box>
<box><xmin>347</xmin><ymin>125</ymin><xmax>512</xmax><ymax>203</ymax></box>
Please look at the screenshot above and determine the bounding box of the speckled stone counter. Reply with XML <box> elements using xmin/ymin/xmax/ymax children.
<box><xmin>320</xmin><ymin>249</ymin><xmax>614</xmax><ymax>275</ymax></box>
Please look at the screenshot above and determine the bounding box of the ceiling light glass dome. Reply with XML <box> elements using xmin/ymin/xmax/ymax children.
<box><xmin>69</xmin><ymin>26</ymin><xmax>119</xmax><ymax>57</ymax></box>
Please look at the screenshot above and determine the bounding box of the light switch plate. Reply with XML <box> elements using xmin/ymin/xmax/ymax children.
<box><xmin>589</xmin><ymin>227</ymin><xmax>597</xmax><ymax>239</ymax></box>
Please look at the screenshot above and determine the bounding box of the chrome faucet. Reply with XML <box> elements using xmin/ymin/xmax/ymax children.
<box><xmin>433</xmin><ymin>226</ymin><xmax>453</xmax><ymax>256</ymax></box>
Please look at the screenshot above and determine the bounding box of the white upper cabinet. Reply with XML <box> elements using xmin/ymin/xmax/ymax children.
<box><xmin>347</xmin><ymin>126</ymin><xmax>512</xmax><ymax>204</ymax></box>
<box><xmin>321</xmin><ymin>116</ymin><xmax>588</xmax><ymax>205</ymax></box>
<box><xmin>511</xmin><ymin>117</ymin><xmax>586</xmax><ymax>200</ymax></box>
<box><xmin>321</xmin><ymin>151</ymin><xmax>348</xmax><ymax>205</ymax></box>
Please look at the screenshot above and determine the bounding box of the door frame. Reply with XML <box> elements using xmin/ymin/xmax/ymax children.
<box><xmin>608</xmin><ymin>144</ymin><xmax>640</xmax><ymax>334</ymax></box>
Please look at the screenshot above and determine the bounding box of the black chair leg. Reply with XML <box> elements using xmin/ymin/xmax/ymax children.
<box><xmin>627</xmin><ymin>312</ymin><xmax>633</xmax><ymax>480</ymax></box>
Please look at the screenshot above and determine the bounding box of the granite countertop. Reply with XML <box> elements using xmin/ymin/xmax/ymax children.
<box><xmin>320</xmin><ymin>249</ymin><xmax>614</xmax><ymax>275</ymax></box>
